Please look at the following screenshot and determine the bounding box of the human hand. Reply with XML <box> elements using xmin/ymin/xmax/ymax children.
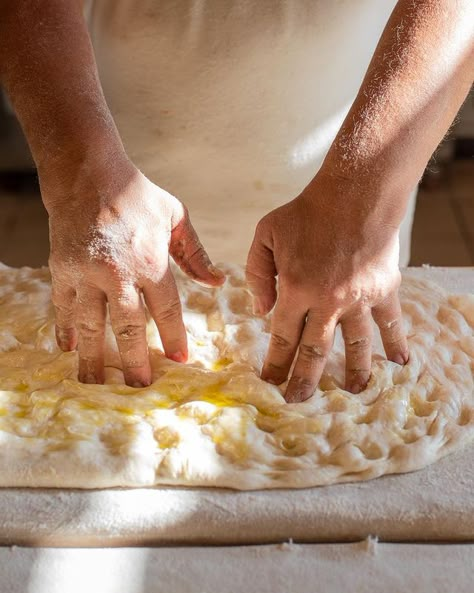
<box><xmin>44</xmin><ymin>156</ymin><xmax>224</xmax><ymax>387</ymax></box>
<box><xmin>246</xmin><ymin>171</ymin><xmax>409</xmax><ymax>402</ymax></box>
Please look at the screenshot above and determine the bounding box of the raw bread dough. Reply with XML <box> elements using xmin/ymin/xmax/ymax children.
<box><xmin>0</xmin><ymin>263</ymin><xmax>472</xmax><ymax>490</ymax></box>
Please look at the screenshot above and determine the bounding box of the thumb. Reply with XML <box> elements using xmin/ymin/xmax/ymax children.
<box><xmin>169</xmin><ymin>213</ymin><xmax>225</xmax><ymax>287</ymax></box>
<box><xmin>246</xmin><ymin>219</ymin><xmax>277</xmax><ymax>315</ymax></box>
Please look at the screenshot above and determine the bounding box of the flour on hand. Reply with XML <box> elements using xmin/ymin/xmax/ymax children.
<box><xmin>0</xmin><ymin>263</ymin><xmax>472</xmax><ymax>490</ymax></box>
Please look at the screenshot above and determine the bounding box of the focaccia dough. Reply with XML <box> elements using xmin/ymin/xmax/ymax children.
<box><xmin>0</xmin><ymin>263</ymin><xmax>472</xmax><ymax>490</ymax></box>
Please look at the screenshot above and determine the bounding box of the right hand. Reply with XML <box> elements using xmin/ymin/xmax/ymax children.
<box><xmin>43</xmin><ymin>156</ymin><xmax>224</xmax><ymax>387</ymax></box>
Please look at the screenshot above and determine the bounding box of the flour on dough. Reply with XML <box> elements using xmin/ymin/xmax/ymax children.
<box><xmin>0</xmin><ymin>263</ymin><xmax>472</xmax><ymax>490</ymax></box>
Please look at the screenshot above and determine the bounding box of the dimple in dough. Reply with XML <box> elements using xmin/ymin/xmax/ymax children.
<box><xmin>0</xmin><ymin>262</ymin><xmax>472</xmax><ymax>490</ymax></box>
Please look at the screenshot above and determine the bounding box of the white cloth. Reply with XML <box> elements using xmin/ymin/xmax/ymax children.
<box><xmin>4</xmin><ymin>543</ymin><xmax>474</xmax><ymax>593</ymax></box>
<box><xmin>84</xmin><ymin>0</ymin><xmax>415</xmax><ymax>264</ymax></box>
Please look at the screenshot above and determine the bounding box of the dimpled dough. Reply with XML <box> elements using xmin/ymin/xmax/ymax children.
<box><xmin>0</xmin><ymin>262</ymin><xmax>472</xmax><ymax>490</ymax></box>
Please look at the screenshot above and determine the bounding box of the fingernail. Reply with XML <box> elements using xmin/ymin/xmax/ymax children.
<box><xmin>263</xmin><ymin>376</ymin><xmax>280</xmax><ymax>386</ymax></box>
<box><xmin>285</xmin><ymin>389</ymin><xmax>306</xmax><ymax>404</ymax></box>
<box><xmin>350</xmin><ymin>383</ymin><xmax>362</xmax><ymax>394</ymax></box>
<box><xmin>169</xmin><ymin>351</ymin><xmax>186</xmax><ymax>363</ymax></box>
<box><xmin>253</xmin><ymin>299</ymin><xmax>263</xmax><ymax>315</ymax></box>
<box><xmin>132</xmin><ymin>381</ymin><xmax>146</xmax><ymax>388</ymax></box>
<box><xmin>56</xmin><ymin>328</ymin><xmax>75</xmax><ymax>351</ymax></box>
<box><xmin>261</xmin><ymin>368</ymin><xmax>278</xmax><ymax>384</ymax></box>
<box><xmin>208</xmin><ymin>265</ymin><xmax>225</xmax><ymax>280</ymax></box>
<box><xmin>80</xmin><ymin>373</ymin><xmax>97</xmax><ymax>384</ymax></box>
<box><xmin>392</xmin><ymin>352</ymin><xmax>409</xmax><ymax>365</ymax></box>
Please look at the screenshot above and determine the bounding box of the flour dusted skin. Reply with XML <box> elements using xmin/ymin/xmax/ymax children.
<box><xmin>0</xmin><ymin>263</ymin><xmax>472</xmax><ymax>490</ymax></box>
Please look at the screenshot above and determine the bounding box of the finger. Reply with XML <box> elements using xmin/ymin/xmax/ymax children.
<box><xmin>76</xmin><ymin>286</ymin><xmax>107</xmax><ymax>384</ymax></box>
<box><xmin>170</xmin><ymin>214</ymin><xmax>225</xmax><ymax>287</ymax></box>
<box><xmin>245</xmin><ymin>219</ymin><xmax>277</xmax><ymax>315</ymax></box>
<box><xmin>285</xmin><ymin>313</ymin><xmax>337</xmax><ymax>403</ymax></box>
<box><xmin>261</xmin><ymin>298</ymin><xmax>306</xmax><ymax>386</ymax></box>
<box><xmin>340</xmin><ymin>308</ymin><xmax>373</xmax><ymax>394</ymax></box>
<box><xmin>51</xmin><ymin>280</ymin><xmax>77</xmax><ymax>351</ymax></box>
<box><xmin>372</xmin><ymin>292</ymin><xmax>409</xmax><ymax>365</ymax></box>
<box><xmin>108</xmin><ymin>284</ymin><xmax>151</xmax><ymax>387</ymax></box>
<box><xmin>142</xmin><ymin>267</ymin><xmax>188</xmax><ymax>364</ymax></box>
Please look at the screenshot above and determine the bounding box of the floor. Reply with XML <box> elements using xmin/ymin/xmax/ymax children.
<box><xmin>0</xmin><ymin>160</ymin><xmax>472</xmax><ymax>268</ymax></box>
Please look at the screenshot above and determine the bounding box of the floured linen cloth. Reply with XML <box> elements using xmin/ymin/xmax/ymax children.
<box><xmin>0</xmin><ymin>263</ymin><xmax>472</xmax><ymax>490</ymax></box>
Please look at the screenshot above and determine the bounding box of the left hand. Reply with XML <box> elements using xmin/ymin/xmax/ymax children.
<box><xmin>246</xmin><ymin>171</ymin><xmax>409</xmax><ymax>403</ymax></box>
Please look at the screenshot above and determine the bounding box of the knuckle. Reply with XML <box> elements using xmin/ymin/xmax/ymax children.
<box><xmin>115</xmin><ymin>323</ymin><xmax>144</xmax><ymax>341</ymax></box>
<box><xmin>381</xmin><ymin>322</ymin><xmax>406</xmax><ymax>345</ymax></box>
<box><xmin>157</xmin><ymin>300</ymin><xmax>182</xmax><ymax>323</ymax></box>
<box><xmin>114</xmin><ymin>289</ymin><xmax>139</xmax><ymax>308</ymax></box>
<box><xmin>56</xmin><ymin>323</ymin><xmax>73</xmax><ymax>334</ymax></box>
<box><xmin>263</xmin><ymin>362</ymin><xmax>289</xmax><ymax>380</ymax></box>
<box><xmin>54</xmin><ymin>303</ymin><xmax>74</xmax><ymax>318</ymax></box>
<box><xmin>381</xmin><ymin>317</ymin><xmax>402</xmax><ymax>331</ymax></box>
<box><xmin>346</xmin><ymin>367</ymin><xmax>371</xmax><ymax>376</ymax></box>
<box><xmin>327</xmin><ymin>290</ymin><xmax>346</xmax><ymax>309</ymax></box>
<box><xmin>346</xmin><ymin>336</ymin><xmax>371</xmax><ymax>350</ymax></box>
<box><xmin>246</xmin><ymin>273</ymin><xmax>271</xmax><ymax>295</ymax></box>
<box><xmin>77</xmin><ymin>320</ymin><xmax>104</xmax><ymax>338</ymax></box>
<box><xmin>299</xmin><ymin>343</ymin><xmax>325</xmax><ymax>361</ymax></box>
<box><xmin>294</xmin><ymin>376</ymin><xmax>314</xmax><ymax>389</ymax></box>
<box><xmin>390</xmin><ymin>272</ymin><xmax>402</xmax><ymax>289</ymax></box>
<box><xmin>245</xmin><ymin>267</ymin><xmax>257</xmax><ymax>284</ymax></box>
<box><xmin>102</xmin><ymin>259</ymin><xmax>124</xmax><ymax>279</ymax></box>
<box><xmin>48</xmin><ymin>257</ymin><xmax>64</xmax><ymax>276</ymax></box>
<box><xmin>51</xmin><ymin>285</ymin><xmax>74</xmax><ymax>306</ymax></box>
<box><xmin>270</xmin><ymin>333</ymin><xmax>292</xmax><ymax>351</ymax></box>
<box><xmin>187</xmin><ymin>244</ymin><xmax>207</xmax><ymax>264</ymax></box>
<box><xmin>255</xmin><ymin>216</ymin><xmax>270</xmax><ymax>236</ymax></box>
<box><xmin>50</xmin><ymin>290</ymin><xmax>63</xmax><ymax>307</ymax></box>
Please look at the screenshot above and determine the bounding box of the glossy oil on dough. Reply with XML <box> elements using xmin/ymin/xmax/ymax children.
<box><xmin>0</xmin><ymin>263</ymin><xmax>472</xmax><ymax>490</ymax></box>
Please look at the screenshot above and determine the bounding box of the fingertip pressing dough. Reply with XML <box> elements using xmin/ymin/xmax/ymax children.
<box><xmin>0</xmin><ymin>262</ymin><xmax>472</xmax><ymax>490</ymax></box>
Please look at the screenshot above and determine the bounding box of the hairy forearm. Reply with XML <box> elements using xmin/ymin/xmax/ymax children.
<box><xmin>0</xmin><ymin>0</ymin><xmax>125</xmax><ymax>200</ymax></box>
<box><xmin>323</xmin><ymin>0</ymin><xmax>474</xmax><ymax>224</ymax></box>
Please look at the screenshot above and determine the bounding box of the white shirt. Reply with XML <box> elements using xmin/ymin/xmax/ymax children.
<box><xmin>85</xmin><ymin>1</ymin><xmax>412</xmax><ymax>263</ymax></box>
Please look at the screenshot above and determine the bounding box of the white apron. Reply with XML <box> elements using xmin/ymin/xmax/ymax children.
<box><xmin>84</xmin><ymin>0</ymin><xmax>415</xmax><ymax>264</ymax></box>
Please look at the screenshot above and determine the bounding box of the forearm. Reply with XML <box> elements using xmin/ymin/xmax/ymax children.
<box><xmin>323</xmin><ymin>0</ymin><xmax>474</xmax><ymax>225</ymax></box>
<box><xmin>0</xmin><ymin>0</ymin><xmax>126</xmax><ymax>204</ymax></box>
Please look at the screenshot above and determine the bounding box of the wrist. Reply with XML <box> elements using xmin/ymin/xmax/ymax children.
<box><xmin>39</xmin><ymin>139</ymin><xmax>134</xmax><ymax>212</ymax></box>
<box><xmin>305</xmin><ymin>163</ymin><xmax>410</xmax><ymax>235</ymax></box>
